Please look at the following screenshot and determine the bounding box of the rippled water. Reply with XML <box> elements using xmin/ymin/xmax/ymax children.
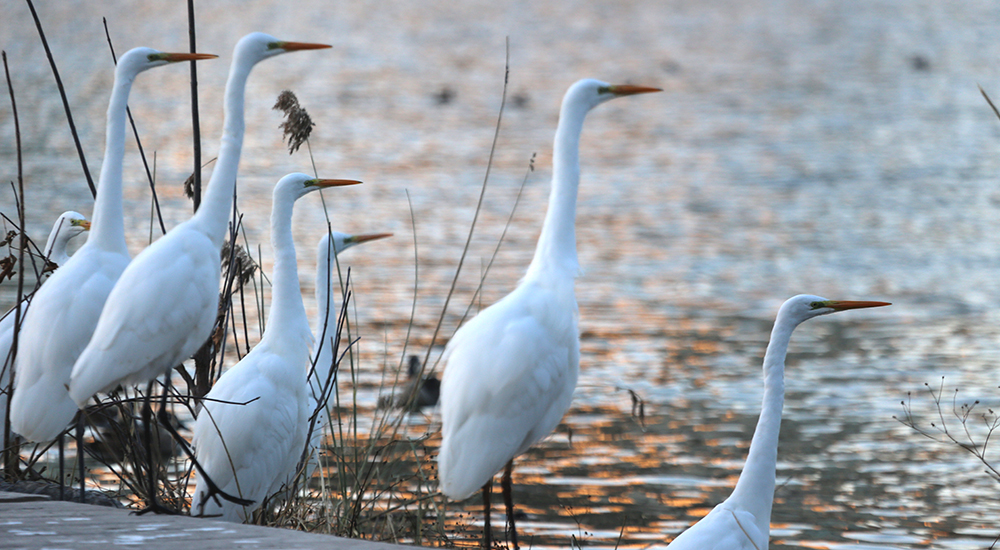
<box><xmin>3</xmin><ymin>1</ymin><xmax>1000</xmax><ymax>548</ymax></box>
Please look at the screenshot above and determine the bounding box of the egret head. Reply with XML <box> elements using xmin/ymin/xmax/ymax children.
<box><xmin>115</xmin><ymin>47</ymin><xmax>217</xmax><ymax>80</ymax></box>
<box><xmin>62</xmin><ymin>211</ymin><xmax>91</xmax><ymax>237</ymax></box>
<box><xmin>275</xmin><ymin>172</ymin><xmax>361</xmax><ymax>203</ymax></box>
<box><xmin>779</xmin><ymin>294</ymin><xmax>890</xmax><ymax>326</ymax></box>
<box><xmin>563</xmin><ymin>78</ymin><xmax>662</xmax><ymax>111</ymax></box>
<box><xmin>44</xmin><ymin>211</ymin><xmax>90</xmax><ymax>265</ymax></box>
<box><xmin>318</xmin><ymin>231</ymin><xmax>393</xmax><ymax>261</ymax></box>
<box><xmin>235</xmin><ymin>32</ymin><xmax>331</xmax><ymax>65</ymax></box>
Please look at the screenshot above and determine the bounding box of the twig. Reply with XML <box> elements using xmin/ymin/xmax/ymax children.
<box><xmin>0</xmin><ymin>209</ymin><xmax>50</xmax><ymax>284</ymax></box>
<box><xmin>980</xmin><ymin>85</ymin><xmax>1000</xmax><ymax>123</ymax></box>
<box><xmin>2</xmin><ymin>50</ymin><xmax>24</xmax><ymax>476</ymax></box>
<box><xmin>896</xmin><ymin>378</ymin><xmax>1000</xmax><ymax>482</ymax></box>
<box><xmin>187</xmin><ymin>0</ymin><xmax>203</xmax><ymax>212</ymax></box>
<box><xmin>382</xmin><ymin>192</ymin><xmax>422</xmax><ymax>423</ymax></box>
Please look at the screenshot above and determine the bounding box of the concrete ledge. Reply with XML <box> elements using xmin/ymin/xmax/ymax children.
<box><xmin>0</xmin><ymin>492</ymin><xmax>409</xmax><ymax>550</ymax></box>
<box><xmin>0</xmin><ymin>491</ymin><xmax>49</xmax><ymax>503</ymax></box>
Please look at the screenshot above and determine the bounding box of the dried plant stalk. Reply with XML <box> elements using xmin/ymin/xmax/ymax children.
<box><xmin>273</xmin><ymin>90</ymin><xmax>315</xmax><ymax>154</ymax></box>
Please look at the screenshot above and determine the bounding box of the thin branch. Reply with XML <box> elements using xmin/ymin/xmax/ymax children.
<box><xmin>2</xmin><ymin>50</ymin><xmax>25</xmax><ymax>476</ymax></box>
<box><xmin>896</xmin><ymin>379</ymin><xmax>1000</xmax><ymax>483</ymax></box>
<box><xmin>187</xmin><ymin>0</ymin><xmax>203</xmax><ymax>212</ymax></box>
<box><xmin>980</xmin><ymin>85</ymin><xmax>1000</xmax><ymax>122</ymax></box>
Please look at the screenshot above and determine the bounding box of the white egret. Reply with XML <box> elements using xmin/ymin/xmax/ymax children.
<box><xmin>1</xmin><ymin>212</ymin><xmax>89</xmax><ymax>428</ymax></box>
<box><xmin>293</xmin><ymin>230</ymin><xmax>391</xmax><ymax>485</ymax></box>
<box><xmin>41</xmin><ymin>211</ymin><xmax>91</xmax><ymax>268</ymax></box>
<box><xmin>310</xmin><ymin>231</ymin><xmax>393</xmax><ymax>399</ymax></box>
<box><xmin>69</xmin><ymin>33</ymin><xmax>330</xmax><ymax>406</ymax></box>
<box><xmin>190</xmin><ymin>173</ymin><xmax>360</xmax><ymax>522</ymax></box>
<box><xmin>437</xmin><ymin>78</ymin><xmax>661</xmax><ymax>548</ymax></box>
<box><xmin>662</xmin><ymin>295</ymin><xmax>889</xmax><ymax>550</ymax></box>
<box><xmin>10</xmin><ymin>48</ymin><xmax>216</xmax><ymax>443</ymax></box>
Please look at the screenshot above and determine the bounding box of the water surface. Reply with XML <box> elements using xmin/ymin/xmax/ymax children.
<box><xmin>2</xmin><ymin>1</ymin><xmax>1000</xmax><ymax>548</ymax></box>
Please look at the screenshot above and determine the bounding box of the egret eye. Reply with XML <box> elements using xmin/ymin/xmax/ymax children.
<box><xmin>266</xmin><ymin>41</ymin><xmax>282</xmax><ymax>51</ymax></box>
<box><xmin>809</xmin><ymin>301</ymin><xmax>825</xmax><ymax>310</ymax></box>
<box><xmin>597</xmin><ymin>85</ymin><xmax>612</xmax><ymax>95</ymax></box>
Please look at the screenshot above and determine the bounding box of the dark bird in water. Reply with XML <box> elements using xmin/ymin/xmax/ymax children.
<box><xmin>381</xmin><ymin>355</ymin><xmax>440</xmax><ymax>411</ymax></box>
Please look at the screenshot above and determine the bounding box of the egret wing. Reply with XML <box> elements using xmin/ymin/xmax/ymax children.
<box><xmin>70</xmin><ymin>230</ymin><xmax>220</xmax><ymax>402</ymax></box>
<box><xmin>12</xmin><ymin>248</ymin><xmax>128</xmax><ymax>441</ymax></box>
<box><xmin>191</xmin><ymin>348</ymin><xmax>305</xmax><ymax>521</ymax></box>
<box><xmin>439</xmin><ymin>283</ymin><xmax>580</xmax><ymax>500</ymax></box>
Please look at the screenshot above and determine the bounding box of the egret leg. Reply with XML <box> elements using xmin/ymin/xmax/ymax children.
<box><xmin>135</xmin><ymin>380</ymin><xmax>175</xmax><ymax>515</ymax></box>
<box><xmin>57</xmin><ymin>433</ymin><xmax>65</xmax><ymax>501</ymax></box>
<box><xmin>501</xmin><ymin>460</ymin><xmax>519</xmax><ymax>550</ymax></box>
<box><xmin>76</xmin><ymin>415</ymin><xmax>86</xmax><ymax>503</ymax></box>
<box><xmin>482</xmin><ymin>478</ymin><xmax>493</xmax><ymax>549</ymax></box>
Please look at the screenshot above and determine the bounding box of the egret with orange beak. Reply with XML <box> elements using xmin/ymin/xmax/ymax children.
<box><xmin>662</xmin><ymin>295</ymin><xmax>890</xmax><ymax>550</ymax></box>
<box><xmin>292</xmin><ymin>229</ymin><xmax>393</xmax><ymax>486</ymax></box>
<box><xmin>190</xmin><ymin>174</ymin><xmax>361</xmax><ymax>522</ymax></box>
<box><xmin>437</xmin><ymin>78</ymin><xmax>662</xmax><ymax>549</ymax></box>
<box><xmin>1</xmin><ymin>211</ymin><xmax>90</xmax><ymax>431</ymax></box>
<box><xmin>12</xmin><ymin>48</ymin><xmax>216</xmax><ymax>444</ymax></box>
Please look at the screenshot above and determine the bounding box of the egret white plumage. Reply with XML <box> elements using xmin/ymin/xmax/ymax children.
<box><xmin>10</xmin><ymin>48</ymin><xmax>215</xmax><ymax>443</ymax></box>
<box><xmin>437</xmin><ymin>78</ymin><xmax>661</xmax><ymax>548</ymax></box>
<box><xmin>661</xmin><ymin>295</ymin><xmax>889</xmax><ymax>550</ymax></box>
<box><xmin>69</xmin><ymin>33</ymin><xmax>330</xmax><ymax>406</ymax></box>
<box><xmin>1</xmin><ymin>212</ymin><xmax>89</xmax><ymax>429</ymax></box>
<box><xmin>190</xmin><ymin>174</ymin><xmax>360</xmax><ymax>522</ymax></box>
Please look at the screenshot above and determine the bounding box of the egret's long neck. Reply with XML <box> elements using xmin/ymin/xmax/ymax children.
<box><xmin>314</xmin><ymin>241</ymin><xmax>340</xmax><ymax>344</ymax></box>
<box><xmin>728</xmin><ymin>314</ymin><xmax>795</xmax><ymax>532</ymax></box>
<box><xmin>88</xmin><ymin>70</ymin><xmax>134</xmax><ymax>254</ymax></box>
<box><xmin>44</xmin><ymin>221</ymin><xmax>67</xmax><ymax>263</ymax></box>
<box><xmin>312</xmin><ymin>241</ymin><xmax>337</xmax><ymax>388</ymax></box>
<box><xmin>193</xmin><ymin>57</ymin><xmax>251</xmax><ymax>245</ymax></box>
<box><xmin>314</xmin><ymin>243</ymin><xmax>332</xmax><ymax>338</ymax></box>
<box><xmin>524</xmin><ymin>100</ymin><xmax>587</xmax><ymax>282</ymax></box>
<box><xmin>263</xmin><ymin>194</ymin><xmax>309</xmax><ymax>343</ymax></box>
